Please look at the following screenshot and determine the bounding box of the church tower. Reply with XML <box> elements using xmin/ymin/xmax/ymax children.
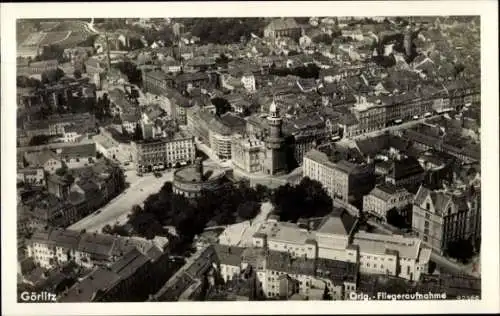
<box><xmin>264</xmin><ymin>98</ymin><xmax>287</xmax><ymax>175</ymax></box>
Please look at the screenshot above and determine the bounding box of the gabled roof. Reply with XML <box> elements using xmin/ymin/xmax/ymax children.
<box><xmin>265</xmin><ymin>18</ymin><xmax>300</xmax><ymax>32</ymax></box>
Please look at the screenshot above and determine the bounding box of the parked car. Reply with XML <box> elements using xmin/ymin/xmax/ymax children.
<box><xmin>154</xmin><ymin>172</ymin><xmax>162</xmax><ymax>178</ymax></box>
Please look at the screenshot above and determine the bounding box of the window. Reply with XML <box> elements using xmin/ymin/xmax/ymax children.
<box><xmin>367</xmin><ymin>263</ymin><xmax>370</xmax><ymax>267</ymax></box>
<box><xmin>381</xmin><ymin>264</ymin><xmax>384</xmax><ymax>269</ymax></box>
<box><xmin>423</xmin><ymin>235</ymin><xmax>428</xmax><ymax>242</ymax></box>
<box><xmin>426</xmin><ymin>203</ymin><xmax>430</xmax><ymax>211</ymax></box>
<box><xmin>425</xmin><ymin>213</ymin><xmax>430</xmax><ymax>219</ymax></box>
<box><xmin>424</xmin><ymin>221</ymin><xmax>429</xmax><ymax>228</ymax></box>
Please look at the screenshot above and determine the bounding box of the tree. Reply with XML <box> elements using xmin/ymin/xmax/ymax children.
<box><xmin>271</xmin><ymin>177</ymin><xmax>333</xmax><ymax>222</ymax></box>
<box><xmin>386</xmin><ymin>208</ymin><xmax>410</xmax><ymax>229</ymax></box>
<box><xmin>28</xmin><ymin>135</ymin><xmax>52</xmax><ymax>146</ymax></box>
<box><xmin>211</xmin><ymin>97</ymin><xmax>232</xmax><ymax>116</ymax></box>
<box><xmin>237</xmin><ymin>200</ymin><xmax>260</xmax><ymax>220</ymax></box>
<box><xmin>73</xmin><ymin>69</ymin><xmax>82</xmax><ymax>79</ymax></box>
<box><xmin>102</xmin><ymin>224</ymin><xmax>113</xmax><ymax>234</ymax></box>
<box><xmin>446</xmin><ymin>238</ymin><xmax>474</xmax><ymax>264</ymax></box>
<box><xmin>322</xmin><ymin>284</ymin><xmax>332</xmax><ymax>300</ymax></box>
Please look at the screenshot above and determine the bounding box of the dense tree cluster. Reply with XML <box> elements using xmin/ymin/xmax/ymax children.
<box><xmin>211</xmin><ymin>97</ymin><xmax>232</xmax><ymax>116</ymax></box>
<box><xmin>110</xmin><ymin>180</ymin><xmax>270</xmax><ymax>253</ymax></box>
<box><xmin>270</xmin><ymin>63</ymin><xmax>321</xmax><ymax>79</ymax></box>
<box><xmin>28</xmin><ymin>135</ymin><xmax>55</xmax><ymax>146</ymax></box>
<box><xmin>446</xmin><ymin>238</ymin><xmax>475</xmax><ymax>264</ymax></box>
<box><xmin>270</xmin><ymin>177</ymin><xmax>333</xmax><ymax>222</ymax></box>
<box><xmin>386</xmin><ymin>207</ymin><xmax>411</xmax><ymax>229</ymax></box>
<box><xmin>114</xmin><ymin>61</ymin><xmax>142</xmax><ymax>86</ymax></box>
<box><xmin>179</xmin><ymin>18</ymin><xmax>267</xmax><ymax>45</ymax></box>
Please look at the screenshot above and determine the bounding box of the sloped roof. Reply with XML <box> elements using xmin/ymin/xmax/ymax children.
<box><xmin>265</xmin><ymin>18</ymin><xmax>300</xmax><ymax>32</ymax></box>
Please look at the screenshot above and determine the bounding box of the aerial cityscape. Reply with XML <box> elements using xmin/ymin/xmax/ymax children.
<box><xmin>15</xmin><ymin>16</ymin><xmax>481</xmax><ymax>302</ymax></box>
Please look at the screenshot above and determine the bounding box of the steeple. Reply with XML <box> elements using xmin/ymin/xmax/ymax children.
<box><xmin>269</xmin><ymin>96</ymin><xmax>279</xmax><ymax>116</ymax></box>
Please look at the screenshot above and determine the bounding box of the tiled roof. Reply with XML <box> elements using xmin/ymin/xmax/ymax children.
<box><xmin>316</xmin><ymin>212</ymin><xmax>357</xmax><ymax>236</ymax></box>
<box><xmin>59</xmin><ymin>142</ymin><xmax>96</xmax><ymax>158</ymax></box>
<box><xmin>368</xmin><ymin>183</ymin><xmax>408</xmax><ymax>202</ymax></box>
<box><xmin>265</xmin><ymin>18</ymin><xmax>300</xmax><ymax>32</ymax></box>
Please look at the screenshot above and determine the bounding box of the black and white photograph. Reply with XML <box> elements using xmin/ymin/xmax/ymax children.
<box><xmin>1</xmin><ymin>1</ymin><xmax>499</xmax><ymax>315</ymax></box>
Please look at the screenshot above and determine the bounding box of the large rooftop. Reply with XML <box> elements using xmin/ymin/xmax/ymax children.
<box><xmin>174</xmin><ymin>164</ymin><xmax>225</xmax><ymax>183</ymax></box>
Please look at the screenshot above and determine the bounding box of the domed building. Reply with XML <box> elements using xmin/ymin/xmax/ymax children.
<box><xmin>172</xmin><ymin>158</ymin><xmax>227</xmax><ymax>198</ymax></box>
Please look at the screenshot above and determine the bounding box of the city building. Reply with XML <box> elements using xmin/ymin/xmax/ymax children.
<box><xmin>19</xmin><ymin>192</ymin><xmax>77</xmax><ymax>231</ymax></box>
<box><xmin>363</xmin><ymin>183</ymin><xmax>414</xmax><ymax>220</ymax></box>
<box><xmin>264</xmin><ymin>18</ymin><xmax>302</xmax><ymax>40</ymax></box>
<box><xmin>352</xmin><ymin>231</ymin><xmax>432</xmax><ymax>281</ymax></box>
<box><xmin>303</xmin><ymin>149</ymin><xmax>376</xmax><ymax>206</ymax></box>
<box><xmin>187</xmin><ymin>108</ymin><xmax>234</xmax><ymax>160</ymax></box>
<box><xmin>25</xmin><ymin>228</ymin><xmax>164</xmax><ymax>270</ymax></box>
<box><xmin>23</xmin><ymin>150</ymin><xmax>62</xmax><ymax>174</ymax></box>
<box><xmin>231</xmin><ymin>135</ymin><xmax>265</xmax><ymax>173</ymax></box>
<box><xmin>350</xmin><ymin>96</ymin><xmax>387</xmax><ymax>134</ymax></box>
<box><xmin>172</xmin><ymin>158</ymin><xmax>228</xmax><ymax>198</ymax></box>
<box><xmin>58</xmin><ymin>247</ymin><xmax>173</xmax><ymax>302</ymax></box>
<box><xmin>255</xmin><ymin>249</ymin><xmax>358</xmax><ymax>300</ymax></box>
<box><xmin>385</xmin><ymin>156</ymin><xmax>425</xmax><ymax>190</ymax></box>
<box><xmin>149</xmin><ymin>245</ymin><xmax>219</xmax><ymax>302</ymax></box>
<box><xmin>412</xmin><ymin>185</ymin><xmax>481</xmax><ymax>254</ymax></box>
<box><xmin>252</xmin><ymin>212</ymin><xmax>359</xmax><ymax>263</ymax></box>
<box><xmin>17</xmin><ymin>167</ymin><xmax>46</xmax><ymax>187</ymax></box>
<box><xmin>132</xmin><ymin>132</ymin><xmax>196</xmax><ymax>173</ymax></box>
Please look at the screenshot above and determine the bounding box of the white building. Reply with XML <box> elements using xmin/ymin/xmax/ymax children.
<box><xmin>241</xmin><ymin>73</ymin><xmax>256</xmax><ymax>92</ymax></box>
<box><xmin>363</xmin><ymin>184</ymin><xmax>414</xmax><ymax>220</ymax></box>
<box><xmin>352</xmin><ymin>231</ymin><xmax>432</xmax><ymax>281</ymax></box>
<box><xmin>252</xmin><ymin>213</ymin><xmax>359</xmax><ymax>262</ymax></box>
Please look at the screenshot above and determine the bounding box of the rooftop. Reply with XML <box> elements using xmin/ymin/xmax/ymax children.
<box><xmin>174</xmin><ymin>164</ymin><xmax>225</xmax><ymax>183</ymax></box>
<box><xmin>316</xmin><ymin>212</ymin><xmax>357</xmax><ymax>236</ymax></box>
<box><xmin>368</xmin><ymin>183</ymin><xmax>409</xmax><ymax>202</ymax></box>
<box><xmin>353</xmin><ymin>231</ymin><xmax>422</xmax><ymax>260</ymax></box>
<box><xmin>257</xmin><ymin>221</ymin><xmax>315</xmax><ymax>245</ymax></box>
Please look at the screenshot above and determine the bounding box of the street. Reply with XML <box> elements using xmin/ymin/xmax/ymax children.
<box><xmin>68</xmin><ymin>169</ymin><xmax>174</xmax><ymax>233</ymax></box>
<box><xmin>349</xmin><ymin>115</ymin><xmax>440</xmax><ymax>141</ymax></box>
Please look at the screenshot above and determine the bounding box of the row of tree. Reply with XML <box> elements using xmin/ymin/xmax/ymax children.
<box><xmin>180</xmin><ymin>18</ymin><xmax>268</xmax><ymax>45</ymax></box>
<box><xmin>107</xmin><ymin>180</ymin><xmax>270</xmax><ymax>253</ymax></box>
<box><xmin>270</xmin><ymin>63</ymin><xmax>321</xmax><ymax>79</ymax></box>
<box><xmin>105</xmin><ymin>176</ymin><xmax>332</xmax><ymax>254</ymax></box>
<box><xmin>270</xmin><ymin>177</ymin><xmax>333</xmax><ymax>222</ymax></box>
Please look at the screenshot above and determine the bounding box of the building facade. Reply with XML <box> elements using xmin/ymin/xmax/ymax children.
<box><xmin>303</xmin><ymin>149</ymin><xmax>375</xmax><ymax>204</ymax></box>
<box><xmin>353</xmin><ymin>231</ymin><xmax>431</xmax><ymax>281</ymax></box>
<box><xmin>363</xmin><ymin>184</ymin><xmax>414</xmax><ymax>220</ymax></box>
<box><xmin>172</xmin><ymin>158</ymin><xmax>227</xmax><ymax>198</ymax></box>
<box><xmin>231</xmin><ymin>135</ymin><xmax>265</xmax><ymax>173</ymax></box>
<box><xmin>412</xmin><ymin>185</ymin><xmax>481</xmax><ymax>254</ymax></box>
<box><xmin>132</xmin><ymin>134</ymin><xmax>196</xmax><ymax>173</ymax></box>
